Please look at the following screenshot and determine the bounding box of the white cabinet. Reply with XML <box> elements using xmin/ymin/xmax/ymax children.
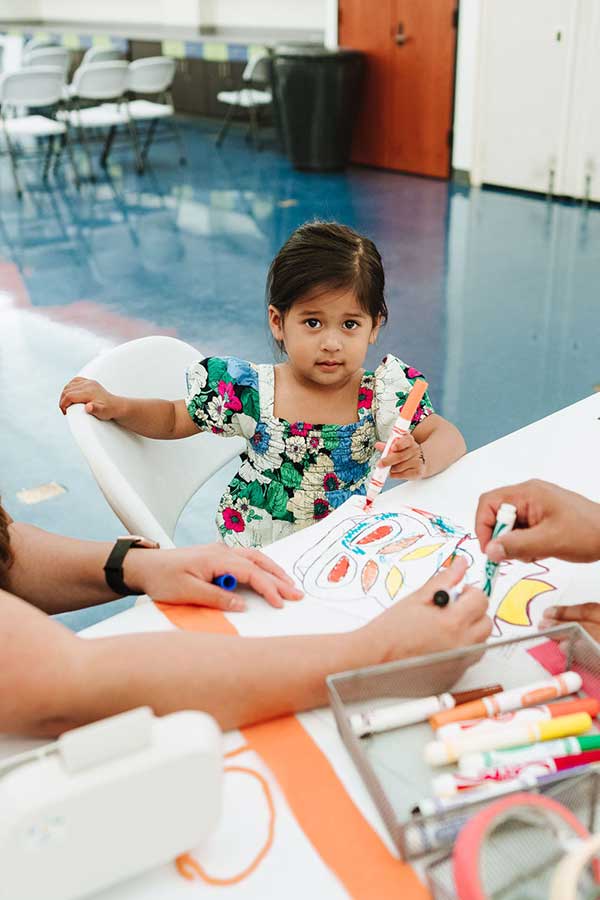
<box><xmin>471</xmin><ymin>0</ymin><xmax>600</xmax><ymax>201</ymax></box>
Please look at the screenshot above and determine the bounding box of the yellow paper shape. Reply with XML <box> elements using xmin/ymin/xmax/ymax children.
<box><xmin>400</xmin><ymin>542</ymin><xmax>445</xmax><ymax>561</ymax></box>
<box><xmin>495</xmin><ymin>579</ymin><xmax>555</xmax><ymax>626</ymax></box>
<box><xmin>203</xmin><ymin>42</ymin><xmax>228</xmax><ymax>61</ymax></box>
<box><xmin>162</xmin><ymin>40</ymin><xmax>185</xmax><ymax>59</ymax></box>
<box><xmin>385</xmin><ymin>566</ymin><xmax>404</xmax><ymax>600</ymax></box>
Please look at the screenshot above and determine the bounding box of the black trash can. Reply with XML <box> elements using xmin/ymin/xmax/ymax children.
<box><xmin>273</xmin><ymin>47</ymin><xmax>364</xmax><ymax>172</ymax></box>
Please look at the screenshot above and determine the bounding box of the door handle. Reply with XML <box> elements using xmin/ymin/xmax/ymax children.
<box><xmin>395</xmin><ymin>22</ymin><xmax>407</xmax><ymax>45</ymax></box>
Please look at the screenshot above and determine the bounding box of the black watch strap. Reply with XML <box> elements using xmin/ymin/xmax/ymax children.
<box><xmin>103</xmin><ymin>535</ymin><xmax>158</xmax><ymax>596</ymax></box>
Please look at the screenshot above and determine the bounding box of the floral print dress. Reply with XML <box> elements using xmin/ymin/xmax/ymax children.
<box><xmin>185</xmin><ymin>354</ymin><xmax>434</xmax><ymax>548</ymax></box>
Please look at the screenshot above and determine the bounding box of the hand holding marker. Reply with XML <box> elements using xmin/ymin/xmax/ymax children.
<box><xmin>363</xmin><ymin>379</ymin><xmax>428</xmax><ymax>510</ymax></box>
<box><xmin>482</xmin><ymin>502</ymin><xmax>517</xmax><ymax>597</ymax></box>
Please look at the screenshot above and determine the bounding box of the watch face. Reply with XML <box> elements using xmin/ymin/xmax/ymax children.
<box><xmin>118</xmin><ymin>535</ymin><xmax>160</xmax><ymax>549</ymax></box>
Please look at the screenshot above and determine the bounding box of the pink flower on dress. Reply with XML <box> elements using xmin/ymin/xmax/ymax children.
<box><xmin>358</xmin><ymin>386</ymin><xmax>373</xmax><ymax>409</ymax></box>
<box><xmin>406</xmin><ymin>367</ymin><xmax>424</xmax><ymax>379</ymax></box>
<box><xmin>290</xmin><ymin>422</ymin><xmax>312</xmax><ymax>437</ymax></box>
<box><xmin>222</xmin><ymin>507</ymin><xmax>245</xmax><ymax>532</ymax></box>
<box><xmin>411</xmin><ymin>406</ymin><xmax>426</xmax><ymax>426</ymax></box>
<box><xmin>323</xmin><ymin>472</ymin><xmax>339</xmax><ymax>492</ymax></box>
<box><xmin>218</xmin><ymin>380</ymin><xmax>242</xmax><ymax>412</ymax></box>
<box><xmin>313</xmin><ymin>497</ymin><xmax>330</xmax><ymax>520</ymax></box>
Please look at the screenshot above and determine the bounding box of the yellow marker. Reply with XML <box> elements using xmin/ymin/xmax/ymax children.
<box><xmin>425</xmin><ymin>712</ymin><xmax>592</xmax><ymax>766</ymax></box>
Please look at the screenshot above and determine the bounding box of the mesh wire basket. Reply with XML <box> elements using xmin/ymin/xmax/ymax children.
<box><xmin>327</xmin><ymin>623</ymin><xmax>600</xmax><ymax>865</ymax></box>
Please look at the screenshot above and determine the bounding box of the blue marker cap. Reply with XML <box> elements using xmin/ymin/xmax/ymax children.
<box><xmin>213</xmin><ymin>573</ymin><xmax>238</xmax><ymax>591</ymax></box>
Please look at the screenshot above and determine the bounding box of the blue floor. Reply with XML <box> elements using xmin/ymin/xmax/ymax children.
<box><xmin>1</xmin><ymin>118</ymin><xmax>599</xmax><ymax>629</ymax></box>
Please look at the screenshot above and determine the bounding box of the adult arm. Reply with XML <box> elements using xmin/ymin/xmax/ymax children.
<box><xmin>475</xmin><ymin>480</ymin><xmax>600</xmax><ymax>563</ymax></box>
<box><xmin>0</xmin><ymin>559</ymin><xmax>491</xmax><ymax>736</ymax></box>
<box><xmin>6</xmin><ymin>522</ymin><xmax>301</xmax><ymax>614</ymax></box>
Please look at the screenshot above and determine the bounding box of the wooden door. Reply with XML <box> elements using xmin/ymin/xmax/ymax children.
<box><xmin>338</xmin><ymin>0</ymin><xmax>458</xmax><ymax>176</ymax></box>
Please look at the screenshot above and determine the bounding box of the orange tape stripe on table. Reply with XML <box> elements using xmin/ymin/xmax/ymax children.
<box><xmin>157</xmin><ymin>602</ymin><xmax>428</xmax><ymax>900</ymax></box>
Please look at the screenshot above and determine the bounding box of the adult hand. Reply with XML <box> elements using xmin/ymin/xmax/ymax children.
<box><xmin>124</xmin><ymin>543</ymin><xmax>303</xmax><ymax>611</ymax></box>
<box><xmin>475</xmin><ymin>480</ymin><xmax>600</xmax><ymax>564</ymax></box>
<box><xmin>59</xmin><ymin>377</ymin><xmax>122</xmax><ymax>420</ymax></box>
<box><xmin>539</xmin><ymin>603</ymin><xmax>600</xmax><ymax>643</ymax></box>
<box><xmin>366</xmin><ymin>558</ymin><xmax>492</xmax><ymax>663</ymax></box>
<box><xmin>376</xmin><ymin>433</ymin><xmax>426</xmax><ymax>480</ymax></box>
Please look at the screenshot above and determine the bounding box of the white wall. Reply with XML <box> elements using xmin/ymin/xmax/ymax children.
<box><xmin>2</xmin><ymin>0</ymin><xmax>41</xmax><ymax>16</ymax></box>
<box><xmin>451</xmin><ymin>0</ymin><xmax>481</xmax><ymax>173</ymax></box>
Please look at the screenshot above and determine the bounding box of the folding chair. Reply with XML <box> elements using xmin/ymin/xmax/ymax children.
<box><xmin>82</xmin><ymin>47</ymin><xmax>123</xmax><ymax>65</ymax></box>
<box><xmin>23</xmin><ymin>46</ymin><xmax>70</xmax><ymax>78</ymax></box>
<box><xmin>66</xmin><ymin>336</ymin><xmax>245</xmax><ymax>548</ymax></box>
<box><xmin>0</xmin><ymin>67</ymin><xmax>79</xmax><ymax>198</ymax></box>
<box><xmin>216</xmin><ymin>54</ymin><xmax>272</xmax><ymax>149</ymax></box>
<box><xmin>122</xmin><ymin>56</ymin><xmax>186</xmax><ymax>173</ymax></box>
<box><xmin>59</xmin><ymin>60</ymin><xmax>141</xmax><ymax>178</ymax></box>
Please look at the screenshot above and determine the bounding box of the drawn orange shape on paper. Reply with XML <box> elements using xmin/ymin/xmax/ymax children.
<box><xmin>361</xmin><ymin>559</ymin><xmax>379</xmax><ymax>592</ymax></box>
<box><xmin>328</xmin><ymin>555</ymin><xmax>350</xmax><ymax>582</ymax></box>
<box><xmin>357</xmin><ymin>525</ymin><xmax>394</xmax><ymax>545</ymax></box>
<box><xmin>379</xmin><ymin>534</ymin><xmax>424</xmax><ymax>555</ymax></box>
<box><xmin>385</xmin><ymin>566</ymin><xmax>404</xmax><ymax>599</ymax></box>
<box><xmin>495</xmin><ymin>578</ymin><xmax>555</xmax><ymax>626</ymax></box>
<box><xmin>176</xmin><ymin>764</ymin><xmax>275</xmax><ymax>887</ymax></box>
<box><xmin>400</xmin><ymin>542</ymin><xmax>445</xmax><ymax>561</ymax></box>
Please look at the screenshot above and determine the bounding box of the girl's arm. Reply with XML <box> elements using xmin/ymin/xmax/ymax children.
<box><xmin>379</xmin><ymin>414</ymin><xmax>466</xmax><ymax>480</ymax></box>
<box><xmin>59</xmin><ymin>377</ymin><xmax>197</xmax><ymax>439</ymax></box>
<box><xmin>0</xmin><ymin>559</ymin><xmax>490</xmax><ymax>736</ymax></box>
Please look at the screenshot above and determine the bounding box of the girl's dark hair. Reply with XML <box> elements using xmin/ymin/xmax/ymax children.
<box><xmin>266</xmin><ymin>222</ymin><xmax>388</xmax><ymax>340</ymax></box>
<box><xmin>0</xmin><ymin>499</ymin><xmax>13</xmax><ymax>591</ymax></box>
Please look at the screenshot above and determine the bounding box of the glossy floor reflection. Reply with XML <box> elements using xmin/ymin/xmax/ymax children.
<box><xmin>1</xmin><ymin>119</ymin><xmax>599</xmax><ymax>629</ymax></box>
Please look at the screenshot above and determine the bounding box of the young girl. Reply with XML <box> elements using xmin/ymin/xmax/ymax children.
<box><xmin>60</xmin><ymin>222</ymin><xmax>466</xmax><ymax>548</ymax></box>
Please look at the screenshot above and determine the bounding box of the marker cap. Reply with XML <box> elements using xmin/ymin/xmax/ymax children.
<box><xmin>547</xmin><ymin>698</ymin><xmax>599</xmax><ymax>719</ymax></box>
<box><xmin>451</xmin><ymin>685</ymin><xmax>504</xmax><ymax>705</ymax></box>
<box><xmin>425</xmin><ymin>741</ymin><xmax>451</xmax><ymax>767</ymax></box>
<box><xmin>538</xmin><ymin>712</ymin><xmax>592</xmax><ymax>741</ymax></box>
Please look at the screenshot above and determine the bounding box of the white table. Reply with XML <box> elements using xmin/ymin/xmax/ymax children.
<box><xmin>7</xmin><ymin>394</ymin><xmax>600</xmax><ymax>899</ymax></box>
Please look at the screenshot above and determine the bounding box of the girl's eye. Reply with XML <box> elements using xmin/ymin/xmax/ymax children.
<box><xmin>305</xmin><ymin>318</ymin><xmax>321</xmax><ymax>329</ymax></box>
<box><xmin>343</xmin><ymin>320</ymin><xmax>360</xmax><ymax>330</ymax></box>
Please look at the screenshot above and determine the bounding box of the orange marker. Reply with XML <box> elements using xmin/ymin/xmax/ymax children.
<box><xmin>430</xmin><ymin>672</ymin><xmax>582</xmax><ymax>730</ymax></box>
<box><xmin>364</xmin><ymin>379</ymin><xmax>428</xmax><ymax>510</ymax></box>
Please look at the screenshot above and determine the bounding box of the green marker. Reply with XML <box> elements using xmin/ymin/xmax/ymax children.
<box><xmin>459</xmin><ymin>734</ymin><xmax>600</xmax><ymax>775</ymax></box>
<box><xmin>483</xmin><ymin>502</ymin><xmax>517</xmax><ymax>597</ymax></box>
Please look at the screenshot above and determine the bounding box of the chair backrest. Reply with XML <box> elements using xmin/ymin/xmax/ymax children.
<box><xmin>127</xmin><ymin>57</ymin><xmax>176</xmax><ymax>95</ymax></box>
<box><xmin>66</xmin><ymin>336</ymin><xmax>245</xmax><ymax>548</ymax></box>
<box><xmin>72</xmin><ymin>60</ymin><xmax>129</xmax><ymax>101</ymax></box>
<box><xmin>0</xmin><ymin>67</ymin><xmax>65</xmax><ymax>108</ymax></box>
<box><xmin>24</xmin><ymin>37</ymin><xmax>59</xmax><ymax>53</ymax></box>
<box><xmin>23</xmin><ymin>47</ymin><xmax>70</xmax><ymax>75</ymax></box>
<box><xmin>242</xmin><ymin>54</ymin><xmax>272</xmax><ymax>85</ymax></box>
<box><xmin>82</xmin><ymin>47</ymin><xmax>123</xmax><ymax>66</ymax></box>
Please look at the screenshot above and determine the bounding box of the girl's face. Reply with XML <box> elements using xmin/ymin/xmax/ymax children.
<box><xmin>269</xmin><ymin>287</ymin><xmax>381</xmax><ymax>388</ymax></box>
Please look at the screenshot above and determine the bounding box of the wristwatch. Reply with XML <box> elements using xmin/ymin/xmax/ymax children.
<box><xmin>103</xmin><ymin>535</ymin><xmax>159</xmax><ymax>596</ymax></box>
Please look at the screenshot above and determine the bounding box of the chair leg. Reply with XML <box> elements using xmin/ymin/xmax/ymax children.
<box><xmin>248</xmin><ymin>103</ymin><xmax>261</xmax><ymax>151</ymax></box>
<box><xmin>100</xmin><ymin>126</ymin><xmax>117</xmax><ymax>169</ymax></box>
<box><xmin>216</xmin><ymin>104</ymin><xmax>235</xmax><ymax>147</ymax></box>
<box><xmin>168</xmin><ymin>116</ymin><xmax>187</xmax><ymax>166</ymax></box>
<box><xmin>77</xmin><ymin>123</ymin><xmax>96</xmax><ymax>182</ymax></box>
<box><xmin>62</xmin><ymin>128</ymin><xmax>80</xmax><ymax>190</ymax></box>
<box><xmin>42</xmin><ymin>135</ymin><xmax>55</xmax><ymax>181</ymax></box>
<box><xmin>126</xmin><ymin>112</ymin><xmax>144</xmax><ymax>174</ymax></box>
<box><xmin>140</xmin><ymin>118</ymin><xmax>158</xmax><ymax>167</ymax></box>
<box><xmin>2</xmin><ymin>122</ymin><xmax>24</xmax><ymax>199</ymax></box>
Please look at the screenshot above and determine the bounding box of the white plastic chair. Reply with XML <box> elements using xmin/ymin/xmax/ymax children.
<box><xmin>23</xmin><ymin>46</ymin><xmax>70</xmax><ymax>77</ymax></box>
<box><xmin>123</xmin><ymin>56</ymin><xmax>186</xmax><ymax>172</ymax></box>
<box><xmin>216</xmin><ymin>54</ymin><xmax>272</xmax><ymax>149</ymax></box>
<box><xmin>59</xmin><ymin>60</ymin><xmax>141</xmax><ymax>176</ymax></box>
<box><xmin>0</xmin><ymin>67</ymin><xmax>79</xmax><ymax>197</ymax></box>
<box><xmin>66</xmin><ymin>336</ymin><xmax>245</xmax><ymax>548</ymax></box>
<box><xmin>82</xmin><ymin>47</ymin><xmax>123</xmax><ymax>66</ymax></box>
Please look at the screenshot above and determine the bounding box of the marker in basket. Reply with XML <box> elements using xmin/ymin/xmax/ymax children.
<box><xmin>432</xmin><ymin>748</ymin><xmax>600</xmax><ymax>798</ymax></box>
<box><xmin>482</xmin><ymin>503</ymin><xmax>517</xmax><ymax>597</ymax></box>
<box><xmin>425</xmin><ymin>711</ymin><xmax>592</xmax><ymax>766</ymax></box>
<box><xmin>459</xmin><ymin>734</ymin><xmax>600</xmax><ymax>775</ymax></box>
<box><xmin>212</xmin><ymin>573</ymin><xmax>238</xmax><ymax>591</ymax></box>
<box><xmin>429</xmin><ymin>671</ymin><xmax>582</xmax><ymax>730</ymax></box>
<box><xmin>363</xmin><ymin>379</ymin><xmax>428</xmax><ymax>511</ymax></box>
<box><xmin>435</xmin><ymin>697</ymin><xmax>599</xmax><ymax>740</ymax></box>
<box><xmin>349</xmin><ymin>684</ymin><xmax>503</xmax><ymax>738</ymax></box>
<box><xmin>412</xmin><ymin>765</ymin><xmax>592</xmax><ymax>816</ymax></box>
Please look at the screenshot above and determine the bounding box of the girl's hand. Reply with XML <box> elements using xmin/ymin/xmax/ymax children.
<box><xmin>59</xmin><ymin>377</ymin><xmax>122</xmax><ymax>420</ymax></box>
<box><xmin>124</xmin><ymin>543</ymin><xmax>304</xmax><ymax>611</ymax></box>
<box><xmin>376</xmin><ymin>434</ymin><xmax>426</xmax><ymax>480</ymax></box>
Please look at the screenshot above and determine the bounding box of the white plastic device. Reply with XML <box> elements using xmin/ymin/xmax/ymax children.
<box><xmin>0</xmin><ymin>707</ymin><xmax>222</xmax><ymax>900</ymax></box>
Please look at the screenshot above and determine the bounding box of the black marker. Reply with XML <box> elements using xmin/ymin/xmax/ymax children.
<box><xmin>433</xmin><ymin>584</ymin><xmax>464</xmax><ymax>607</ymax></box>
